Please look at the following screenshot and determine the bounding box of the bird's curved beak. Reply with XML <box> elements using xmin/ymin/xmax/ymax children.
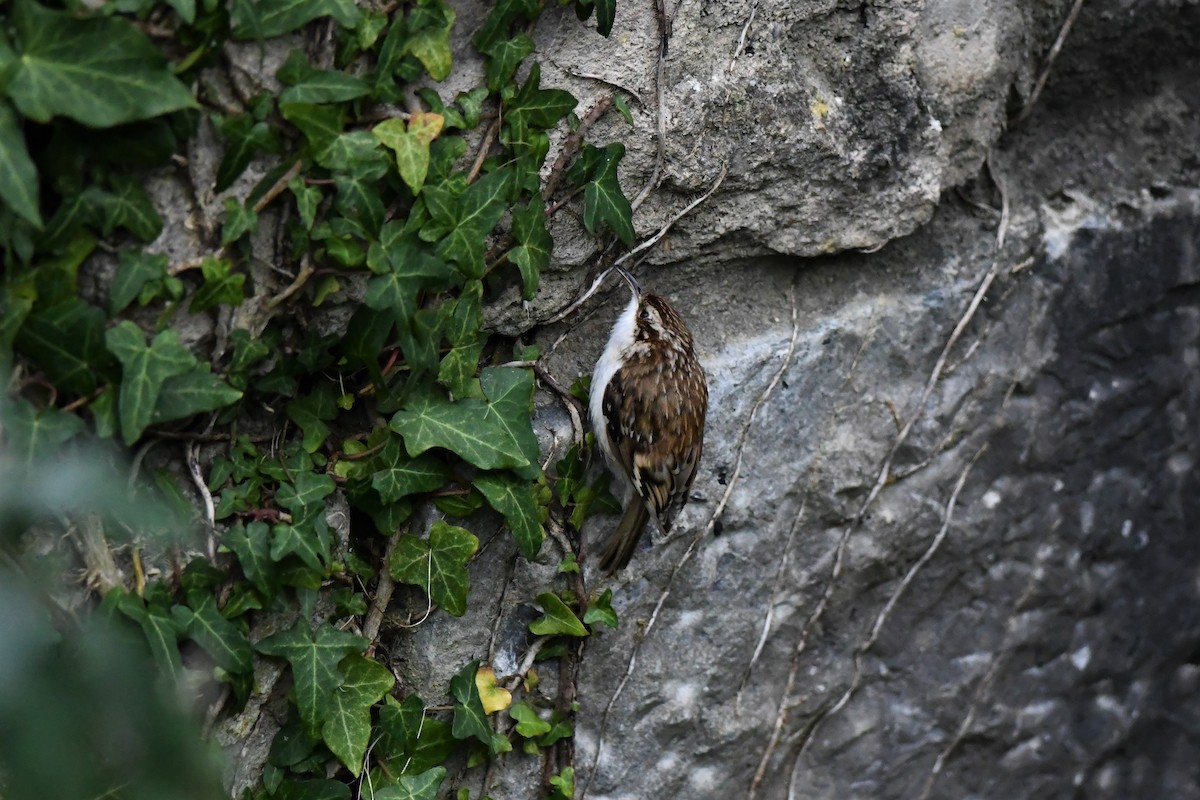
<box><xmin>614</xmin><ymin>266</ymin><xmax>642</xmax><ymax>297</ymax></box>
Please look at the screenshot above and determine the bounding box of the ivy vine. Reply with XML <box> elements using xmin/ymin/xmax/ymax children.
<box><xmin>0</xmin><ymin>0</ymin><xmax>628</xmax><ymax>797</ymax></box>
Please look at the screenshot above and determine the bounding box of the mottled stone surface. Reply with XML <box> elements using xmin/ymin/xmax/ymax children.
<box><xmin>431</xmin><ymin>1</ymin><xmax>1200</xmax><ymax>797</ymax></box>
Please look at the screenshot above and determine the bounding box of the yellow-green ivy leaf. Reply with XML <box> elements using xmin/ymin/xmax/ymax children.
<box><xmin>475</xmin><ymin>666</ymin><xmax>512</xmax><ymax>714</ymax></box>
<box><xmin>373</xmin><ymin>112</ymin><xmax>445</xmax><ymax>195</ymax></box>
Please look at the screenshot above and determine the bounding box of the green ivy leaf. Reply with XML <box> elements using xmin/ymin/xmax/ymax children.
<box><xmin>172</xmin><ymin>594</ymin><xmax>254</xmax><ymax>673</ymax></box>
<box><xmin>109</xmin><ymin>250</ymin><xmax>168</xmax><ymax>315</ymax></box>
<box><xmin>374</xmin><ymin>767</ymin><xmax>447</xmax><ymax>800</ymax></box>
<box><xmin>215</xmin><ymin>115</ymin><xmax>280</xmax><ymax>193</ymax></box>
<box><xmin>276</xmin><ymin>471</ymin><xmax>336</xmax><ymax>521</ymax></box>
<box><xmin>224</xmin><ymin>522</ymin><xmax>279</xmax><ymax>597</ymax></box>
<box><xmin>281</xmin><ymin>102</ymin><xmax>345</xmax><ymax>153</ymax></box>
<box><xmin>116</xmin><ymin>593</ymin><xmax>183</xmax><ymax>677</ymax></box>
<box><xmin>481</xmin><ymin>35</ymin><xmax>533</xmax><ymax>92</ymax></box>
<box><xmin>271</xmin><ymin>520</ymin><xmax>329</xmax><ymax>573</ymax></box>
<box><xmin>583</xmin><ymin>142</ymin><xmax>635</xmax><ymax>245</ymax></box>
<box><xmin>233</xmin><ymin>0</ymin><xmax>361</xmax><ymax>38</ymax></box>
<box><xmin>596</xmin><ymin>0</ymin><xmax>618</xmax><ymax>35</ymax></box>
<box><xmin>389</xmin><ymin>521</ymin><xmax>478</xmax><ymax>617</ymax></box>
<box><xmin>278</xmin><ymin>50</ymin><xmax>371</xmax><ymax>104</ymax></box>
<box><xmin>370</xmin><ymin>437</ymin><xmax>449</xmax><ymax>503</ymax></box>
<box><xmin>274</xmin><ymin>779</ymin><xmax>351</xmax><ymax>800</ymax></box>
<box><xmin>286</xmin><ymin>385</ymin><xmax>339</xmax><ymax>453</ymax></box>
<box><xmin>549</xmin><ymin>766</ymin><xmax>575</xmax><ymax>799</ymax></box>
<box><xmin>506</xmin><ymin>64</ymin><xmax>578</xmax><ymax>131</ymax></box>
<box><xmin>334</xmin><ymin>173</ymin><xmax>385</xmax><ymax>238</ymax></box>
<box><xmin>190</xmin><ymin>256</ymin><xmax>246</xmax><ymax>312</ymax></box>
<box><xmin>405</xmin><ymin>5</ymin><xmax>454</xmax><ymax>82</ymax></box>
<box><xmin>106</xmin><ymin>322</ymin><xmax>196</xmax><ymax>444</ymax></box>
<box><xmin>530</xmin><ymin>592</ymin><xmax>588</xmax><ymax>637</ymax></box>
<box><xmin>364</xmin><ymin>235</ymin><xmax>456</xmax><ymax>312</ymax></box>
<box><xmin>321</xmin><ymin>655</ymin><xmax>395</xmax><ymax>775</ymax></box>
<box><xmin>255</xmin><ymin>622</ymin><xmax>368</xmax><ymax>738</ymax></box>
<box><xmin>377</xmin><ymin>695</ymin><xmax>456</xmax><ymax>773</ymax></box>
<box><xmin>16</xmin><ymin>298</ymin><xmax>112</xmax><ymax>395</ymax></box>
<box><xmin>509</xmin><ymin>702</ymin><xmax>551</xmax><ymax>739</ymax></box>
<box><xmin>3</xmin><ymin>0</ymin><xmax>197</xmax><ymax>127</ymax></box>
<box><xmin>508</xmin><ymin>197</ymin><xmax>551</xmax><ymax>299</ymax></box>
<box><xmin>229</xmin><ymin>329</ymin><xmax>271</xmax><ymax>376</ymax></box>
<box><xmin>0</xmin><ymin>102</ymin><xmax>41</xmax><ymax>227</ymax></box>
<box><xmin>87</xmin><ymin>176</ymin><xmax>163</xmax><ymax>241</ymax></box>
<box><xmin>289</xmin><ymin>176</ymin><xmax>322</xmax><ymax>230</ymax></box>
<box><xmin>319</xmin><ymin>131</ymin><xmax>389</xmax><ymax>175</ymax></box>
<box><xmin>152</xmin><ymin>365</ymin><xmax>243</xmax><ymax>424</ymax></box>
<box><xmin>473</xmin><ymin>472</ymin><xmax>544</xmax><ymax>560</ymax></box>
<box><xmin>434</xmin><ymin>167</ymin><xmax>514</xmax><ymax>277</ymax></box>
<box><xmin>583</xmin><ymin>587</ymin><xmax>618</xmax><ymax>629</ymax></box>
<box><xmin>0</xmin><ymin>278</ymin><xmax>35</xmax><ymax>357</ymax></box>
<box><xmin>448</xmin><ymin>660</ymin><xmax>490</xmax><ymax>743</ymax></box>
<box><xmin>221</xmin><ymin>198</ymin><xmax>259</xmax><ymax>246</ymax></box>
<box><xmin>3</xmin><ymin>397</ymin><xmax>86</xmax><ymax>465</ymax></box>
<box><xmin>437</xmin><ymin>334</ymin><xmax>483</xmax><ymax>398</ymax></box>
<box><xmin>389</xmin><ymin>366</ymin><xmax>538</xmax><ymax>471</ymax></box>
<box><xmin>373</xmin><ymin>112</ymin><xmax>445</xmax><ymax>195</ymax></box>
<box><xmin>472</xmin><ymin>0</ymin><xmax>540</xmax><ymax>52</ymax></box>
<box><xmin>455</xmin><ymin>87</ymin><xmax>488</xmax><ymax>129</ymax></box>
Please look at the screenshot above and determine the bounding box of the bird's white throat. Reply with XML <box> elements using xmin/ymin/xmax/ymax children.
<box><xmin>589</xmin><ymin>291</ymin><xmax>639</xmax><ymax>468</ymax></box>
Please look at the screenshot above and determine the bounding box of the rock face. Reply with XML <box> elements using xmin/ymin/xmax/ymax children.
<box><xmin>390</xmin><ymin>0</ymin><xmax>1200</xmax><ymax>798</ymax></box>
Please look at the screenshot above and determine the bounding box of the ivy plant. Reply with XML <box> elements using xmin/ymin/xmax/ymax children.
<box><xmin>1</xmin><ymin>0</ymin><xmax>631</xmax><ymax>797</ymax></box>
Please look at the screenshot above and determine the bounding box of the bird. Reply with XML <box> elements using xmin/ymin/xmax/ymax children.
<box><xmin>588</xmin><ymin>267</ymin><xmax>708</xmax><ymax>573</ymax></box>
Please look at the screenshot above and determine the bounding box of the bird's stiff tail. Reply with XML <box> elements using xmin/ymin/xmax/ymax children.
<box><xmin>599</xmin><ymin>499</ymin><xmax>649</xmax><ymax>574</ymax></box>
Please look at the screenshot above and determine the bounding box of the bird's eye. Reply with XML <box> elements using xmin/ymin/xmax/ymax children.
<box><xmin>639</xmin><ymin>308</ymin><xmax>651</xmax><ymax>321</ymax></box>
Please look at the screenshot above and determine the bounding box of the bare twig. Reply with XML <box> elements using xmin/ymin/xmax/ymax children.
<box><xmin>363</xmin><ymin>523</ymin><xmax>408</xmax><ymax>642</ymax></box>
<box><xmin>502</xmin><ymin>635</ymin><xmax>552</xmax><ymax>691</ymax></box>
<box><xmin>185</xmin><ymin>442</ymin><xmax>217</xmax><ymax>560</ymax></box>
<box><xmin>987</xmin><ymin>152</ymin><xmax>1011</xmax><ymax>249</ymax></box>
<box><xmin>619</xmin><ymin>163</ymin><xmax>728</xmax><ymax>269</ymax></box>
<box><xmin>265</xmin><ymin>255</ymin><xmax>316</xmax><ymax>311</ymax></box>
<box><xmin>630</xmin><ymin>0</ymin><xmax>670</xmax><ymax>211</ymax></box>
<box><xmin>252</xmin><ymin>159</ymin><xmax>303</xmax><ymax>214</ymax></box>
<box><xmin>729</xmin><ymin>0</ymin><xmax>763</xmax><ymax>69</ymax></box>
<box><xmin>467</xmin><ymin>118</ymin><xmax>501</xmax><ymax>185</ymax></box>
<box><xmin>1013</xmin><ymin>0</ymin><xmax>1085</xmax><ymax>125</ymax></box>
